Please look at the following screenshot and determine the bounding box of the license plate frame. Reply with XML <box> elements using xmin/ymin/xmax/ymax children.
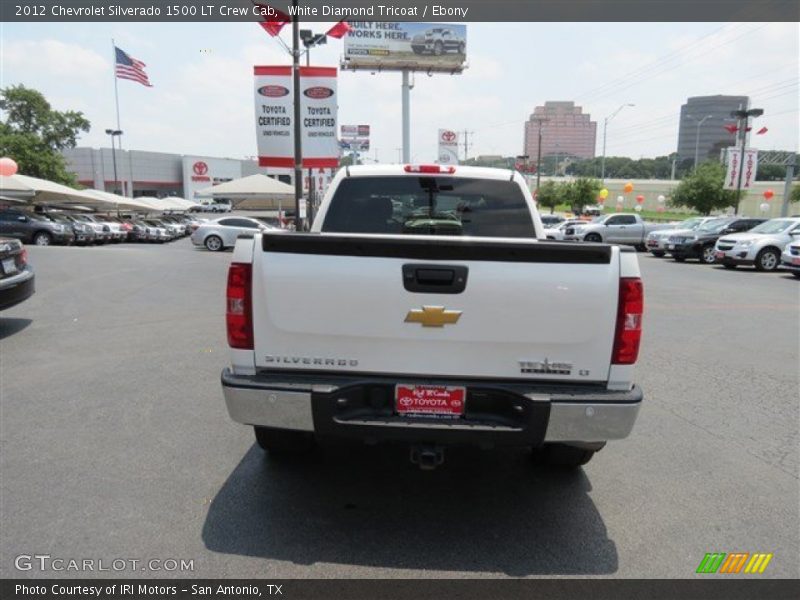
<box><xmin>395</xmin><ymin>384</ymin><xmax>466</xmax><ymax>418</ymax></box>
<box><xmin>2</xmin><ymin>257</ymin><xmax>17</xmax><ymax>275</ymax></box>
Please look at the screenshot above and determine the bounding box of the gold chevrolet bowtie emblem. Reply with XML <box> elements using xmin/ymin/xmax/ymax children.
<box><xmin>404</xmin><ymin>306</ymin><xmax>462</xmax><ymax>327</ymax></box>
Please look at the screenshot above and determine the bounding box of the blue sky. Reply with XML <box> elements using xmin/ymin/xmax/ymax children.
<box><xmin>2</xmin><ymin>21</ymin><xmax>797</xmax><ymax>162</ymax></box>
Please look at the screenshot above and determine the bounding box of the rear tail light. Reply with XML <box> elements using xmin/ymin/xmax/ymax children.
<box><xmin>404</xmin><ymin>164</ymin><xmax>456</xmax><ymax>174</ymax></box>
<box><xmin>611</xmin><ymin>277</ymin><xmax>643</xmax><ymax>365</ymax></box>
<box><xmin>226</xmin><ymin>263</ymin><xmax>253</xmax><ymax>349</ymax></box>
<box><xmin>18</xmin><ymin>248</ymin><xmax>28</xmax><ymax>267</ymax></box>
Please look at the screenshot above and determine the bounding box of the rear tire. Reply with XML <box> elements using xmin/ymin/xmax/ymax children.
<box><xmin>204</xmin><ymin>235</ymin><xmax>223</xmax><ymax>251</ymax></box>
<box><xmin>532</xmin><ymin>443</ymin><xmax>596</xmax><ymax>469</ymax></box>
<box><xmin>755</xmin><ymin>248</ymin><xmax>780</xmax><ymax>272</ymax></box>
<box><xmin>651</xmin><ymin>251</ymin><xmax>665</xmax><ymax>258</ymax></box>
<box><xmin>254</xmin><ymin>427</ymin><xmax>315</xmax><ymax>454</ymax></box>
<box><xmin>584</xmin><ymin>233</ymin><xmax>602</xmax><ymax>243</ymax></box>
<box><xmin>673</xmin><ymin>256</ymin><xmax>686</xmax><ymax>262</ymax></box>
<box><xmin>33</xmin><ymin>231</ymin><xmax>52</xmax><ymax>246</ymax></box>
<box><xmin>793</xmin><ymin>272</ymin><xmax>800</xmax><ymax>279</ymax></box>
<box><xmin>723</xmin><ymin>263</ymin><xmax>737</xmax><ymax>269</ymax></box>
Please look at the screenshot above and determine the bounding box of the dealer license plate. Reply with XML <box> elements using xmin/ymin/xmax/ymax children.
<box><xmin>2</xmin><ymin>258</ymin><xmax>17</xmax><ymax>275</ymax></box>
<box><xmin>395</xmin><ymin>384</ymin><xmax>466</xmax><ymax>418</ymax></box>
<box><xmin>792</xmin><ymin>258</ymin><xmax>800</xmax><ymax>266</ymax></box>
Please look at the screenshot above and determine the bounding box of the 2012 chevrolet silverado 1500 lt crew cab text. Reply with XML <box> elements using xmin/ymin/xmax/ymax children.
<box><xmin>221</xmin><ymin>165</ymin><xmax>644</xmax><ymax>469</ymax></box>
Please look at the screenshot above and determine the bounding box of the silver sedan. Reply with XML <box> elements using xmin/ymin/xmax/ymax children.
<box><xmin>190</xmin><ymin>216</ymin><xmax>274</xmax><ymax>251</ymax></box>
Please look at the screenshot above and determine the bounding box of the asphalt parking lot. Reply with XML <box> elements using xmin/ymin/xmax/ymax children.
<box><xmin>1</xmin><ymin>239</ymin><xmax>798</xmax><ymax>579</ymax></box>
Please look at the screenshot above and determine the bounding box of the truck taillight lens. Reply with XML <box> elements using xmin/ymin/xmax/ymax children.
<box><xmin>18</xmin><ymin>248</ymin><xmax>28</xmax><ymax>267</ymax></box>
<box><xmin>226</xmin><ymin>263</ymin><xmax>253</xmax><ymax>349</ymax></box>
<box><xmin>612</xmin><ymin>277</ymin><xmax>643</xmax><ymax>365</ymax></box>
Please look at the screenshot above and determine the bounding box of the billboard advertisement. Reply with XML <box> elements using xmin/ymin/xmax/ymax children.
<box><xmin>437</xmin><ymin>129</ymin><xmax>459</xmax><ymax>165</ymax></box>
<box><xmin>342</xmin><ymin>22</ymin><xmax>467</xmax><ymax>72</ymax></box>
<box><xmin>341</xmin><ymin>124</ymin><xmax>370</xmax><ymax>137</ymax></box>
<box><xmin>254</xmin><ymin>66</ymin><xmax>339</xmax><ymax>169</ymax></box>
<box><xmin>724</xmin><ymin>147</ymin><xmax>759</xmax><ymax>190</ymax></box>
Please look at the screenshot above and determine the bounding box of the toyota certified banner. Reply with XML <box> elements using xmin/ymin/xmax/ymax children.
<box><xmin>342</xmin><ymin>22</ymin><xmax>467</xmax><ymax>72</ymax></box>
<box><xmin>253</xmin><ymin>66</ymin><xmax>339</xmax><ymax>168</ymax></box>
<box><xmin>437</xmin><ymin>129</ymin><xmax>459</xmax><ymax>165</ymax></box>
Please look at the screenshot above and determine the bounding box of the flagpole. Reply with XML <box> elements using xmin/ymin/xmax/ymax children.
<box><xmin>111</xmin><ymin>39</ymin><xmax>126</xmax><ymax>196</ymax></box>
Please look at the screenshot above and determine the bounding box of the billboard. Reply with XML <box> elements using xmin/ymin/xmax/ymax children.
<box><xmin>253</xmin><ymin>66</ymin><xmax>339</xmax><ymax>169</ymax></box>
<box><xmin>341</xmin><ymin>124</ymin><xmax>370</xmax><ymax>137</ymax></box>
<box><xmin>339</xmin><ymin>138</ymin><xmax>370</xmax><ymax>151</ymax></box>
<box><xmin>724</xmin><ymin>147</ymin><xmax>759</xmax><ymax>190</ymax></box>
<box><xmin>342</xmin><ymin>22</ymin><xmax>467</xmax><ymax>72</ymax></box>
<box><xmin>437</xmin><ymin>129</ymin><xmax>459</xmax><ymax>165</ymax></box>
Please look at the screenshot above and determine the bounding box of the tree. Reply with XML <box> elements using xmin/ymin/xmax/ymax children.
<box><xmin>563</xmin><ymin>177</ymin><xmax>602</xmax><ymax>214</ymax></box>
<box><xmin>536</xmin><ymin>180</ymin><xmax>563</xmax><ymax>214</ymax></box>
<box><xmin>0</xmin><ymin>85</ymin><xmax>90</xmax><ymax>185</ymax></box>
<box><xmin>791</xmin><ymin>184</ymin><xmax>800</xmax><ymax>205</ymax></box>
<box><xmin>669</xmin><ymin>162</ymin><xmax>736</xmax><ymax>215</ymax></box>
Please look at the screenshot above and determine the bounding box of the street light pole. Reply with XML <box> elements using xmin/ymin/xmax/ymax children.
<box><xmin>730</xmin><ymin>107</ymin><xmax>763</xmax><ymax>215</ymax></box>
<box><xmin>688</xmin><ymin>114</ymin><xmax>712</xmax><ymax>170</ymax></box>
<box><xmin>530</xmin><ymin>117</ymin><xmax>547</xmax><ymax>192</ymax></box>
<box><xmin>601</xmin><ymin>103</ymin><xmax>634</xmax><ymax>182</ymax></box>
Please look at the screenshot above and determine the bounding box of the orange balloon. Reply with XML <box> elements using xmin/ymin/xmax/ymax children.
<box><xmin>623</xmin><ymin>182</ymin><xmax>634</xmax><ymax>193</ymax></box>
<box><xmin>763</xmin><ymin>189</ymin><xmax>774</xmax><ymax>200</ymax></box>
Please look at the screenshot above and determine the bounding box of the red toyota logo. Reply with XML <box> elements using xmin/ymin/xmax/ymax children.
<box><xmin>193</xmin><ymin>161</ymin><xmax>208</xmax><ymax>176</ymax></box>
<box><xmin>441</xmin><ymin>130</ymin><xmax>456</xmax><ymax>142</ymax></box>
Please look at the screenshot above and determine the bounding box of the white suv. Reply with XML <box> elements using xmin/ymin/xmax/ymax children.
<box><xmin>714</xmin><ymin>217</ymin><xmax>800</xmax><ymax>271</ymax></box>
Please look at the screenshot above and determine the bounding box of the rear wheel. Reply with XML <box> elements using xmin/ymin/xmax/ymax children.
<box><xmin>701</xmin><ymin>245</ymin><xmax>717</xmax><ymax>264</ymax></box>
<box><xmin>254</xmin><ymin>427</ymin><xmax>315</xmax><ymax>454</ymax></box>
<box><xmin>532</xmin><ymin>443</ymin><xmax>596</xmax><ymax>469</ymax></box>
<box><xmin>793</xmin><ymin>272</ymin><xmax>800</xmax><ymax>279</ymax></box>
<box><xmin>673</xmin><ymin>256</ymin><xmax>686</xmax><ymax>262</ymax></box>
<box><xmin>651</xmin><ymin>251</ymin><xmax>665</xmax><ymax>258</ymax></box>
<box><xmin>33</xmin><ymin>231</ymin><xmax>52</xmax><ymax>246</ymax></box>
<box><xmin>723</xmin><ymin>263</ymin><xmax>737</xmax><ymax>269</ymax></box>
<box><xmin>204</xmin><ymin>235</ymin><xmax>223</xmax><ymax>251</ymax></box>
<box><xmin>755</xmin><ymin>248</ymin><xmax>780</xmax><ymax>272</ymax></box>
<box><xmin>584</xmin><ymin>233</ymin><xmax>602</xmax><ymax>243</ymax></box>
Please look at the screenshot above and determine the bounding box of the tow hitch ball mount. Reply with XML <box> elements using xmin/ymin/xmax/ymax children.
<box><xmin>410</xmin><ymin>445</ymin><xmax>444</xmax><ymax>470</ymax></box>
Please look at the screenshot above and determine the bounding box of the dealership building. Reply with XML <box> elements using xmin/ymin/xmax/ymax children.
<box><xmin>62</xmin><ymin>147</ymin><xmax>335</xmax><ymax>203</ymax></box>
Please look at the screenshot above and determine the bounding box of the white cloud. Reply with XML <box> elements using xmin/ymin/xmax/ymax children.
<box><xmin>3</xmin><ymin>40</ymin><xmax>108</xmax><ymax>87</ymax></box>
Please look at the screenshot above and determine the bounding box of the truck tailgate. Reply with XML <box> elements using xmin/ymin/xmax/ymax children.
<box><xmin>252</xmin><ymin>234</ymin><xmax>620</xmax><ymax>383</ymax></box>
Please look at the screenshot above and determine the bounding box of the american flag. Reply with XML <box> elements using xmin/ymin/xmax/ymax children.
<box><xmin>115</xmin><ymin>46</ymin><xmax>152</xmax><ymax>87</ymax></box>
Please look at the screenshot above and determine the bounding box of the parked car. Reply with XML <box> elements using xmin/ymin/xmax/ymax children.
<box><xmin>91</xmin><ymin>214</ymin><xmax>127</xmax><ymax>242</ymax></box>
<box><xmin>539</xmin><ymin>214</ymin><xmax>565</xmax><ymax>228</ymax></box>
<box><xmin>142</xmin><ymin>220</ymin><xmax>171</xmax><ymax>243</ymax></box>
<box><xmin>645</xmin><ymin>217</ymin><xmax>716</xmax><ymax>257</ymax></box>
<box><xmin>148</xmin><ymin>218</ymin><xmax>183</xmax><ymax>239</ymax></box>
<box><xmin>543</xmin><ymin>218</ymin><xmax>588</xmax><ymax>241</ymax></box>
<box><xmin>714</xmin><ymin>217</ymin><xmax>800</xmax><ymax>271</ymax></box>
<box><xmin>125</xmin><ymin>221</ymin><xmax>150</xmax><ymax>242</ymax></box>
<box><xmin>103</xmin><ymin>216</ymin><xmax>134</xmax><ymax>241</ymax></box>
<box><xmin>0</xmin><ymin>238</ymin><xmax>34</xmax><ymax>310</ymax></box>
<box><xmin>563</xmin><ymin>213</ymin><xmax>673</xmax><ymax>248</ymax></box>
<box><xmin>668</xmin><ymin>217</ymin><xmax>766</xmax><ymax>264</ymax></box>
<box><xmin>196</xmin><ymin>201</ymin><xmax>232</xmax><ymax>213</ymax></box>
<box><xmin>39</xmin><ymin>213</ymin><xmax>97</xmax><ymax>246</ymax></box>
<box><xmin>221</xmin><ymin>164</ymin><xmax>644</xmax><ymax>470</ymax></box>
<box><xmin>0</xmin><ymin>208</ymin><xmax>75</xmax><ymax>246</ymax></box>
<box><xmin>70</xmin><ymin>214</ymin><xmax>112</xmax><ymax>244</ymax></box>
<box><xmin>190</xmin><ymin>216</ymin><xmax>273</xmax><ymax>251</ymax></box>
<box><xmin>780</xmin><ymin>241</ymin><xmax>800</xmax><ymax>278</ymax></box>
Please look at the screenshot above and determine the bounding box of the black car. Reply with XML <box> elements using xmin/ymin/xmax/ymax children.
<box><xmin>0</xmin><ymin>208</ymin><xmax>75</xmax><ymax>246</ymax></box>
<box><xmin>668</xmin><ymin>217</ymin><xmax>766</xmax><ymax>264</ymax></box>
<box><xmin>0</xmin><ymin>237</ymin><xmax>35</xmax><ymax>310</ymax></box>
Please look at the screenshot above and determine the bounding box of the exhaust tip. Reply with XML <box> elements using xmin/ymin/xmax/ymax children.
<box><xmin>410</xmin><ymin>445</ymin><xmax>444</xmax><ymax>470</ymax></box>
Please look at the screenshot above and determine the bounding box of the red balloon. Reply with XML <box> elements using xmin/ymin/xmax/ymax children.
<box><xmin>636</xmin><ymin>194</ymin><xmax>645</xmax><ymax>203</ymax></box>
<box><xmin>763</xmin><ymin>189</ymin><xmax>774</xmax><ymax>201</ymax></box>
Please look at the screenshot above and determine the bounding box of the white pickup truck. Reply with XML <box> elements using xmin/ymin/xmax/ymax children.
<box><xmin>221</xmin><ymin>165</ymin><xmax>644</xmax><ymax>470</ymax></box>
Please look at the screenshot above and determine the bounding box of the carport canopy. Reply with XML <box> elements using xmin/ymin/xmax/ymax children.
<box><xmin>1</xmin><ymin>174</ymin><xmax>104</xmax><ymax>206</ymax></box>
<box><xmin>193</xmin><ymin>174</ymin><xmax>295</xmax><ymax>207</ymax></box>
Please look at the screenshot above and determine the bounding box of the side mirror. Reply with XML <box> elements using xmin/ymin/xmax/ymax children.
<box><xmin>790</xmin><ymin>230</ymin><xmax>800</xmax><ymax>237</ymax></box>
<box><xmin>721</xmin><ymin>228</ymin><xmax>735</xmax><ymax>234</ymax></box>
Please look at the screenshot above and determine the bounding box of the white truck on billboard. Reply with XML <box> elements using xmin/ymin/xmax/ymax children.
<box><xmin>342</xmin><ymin>22</ymin><xmax>467</xmax><ymax>72</ymax></box>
